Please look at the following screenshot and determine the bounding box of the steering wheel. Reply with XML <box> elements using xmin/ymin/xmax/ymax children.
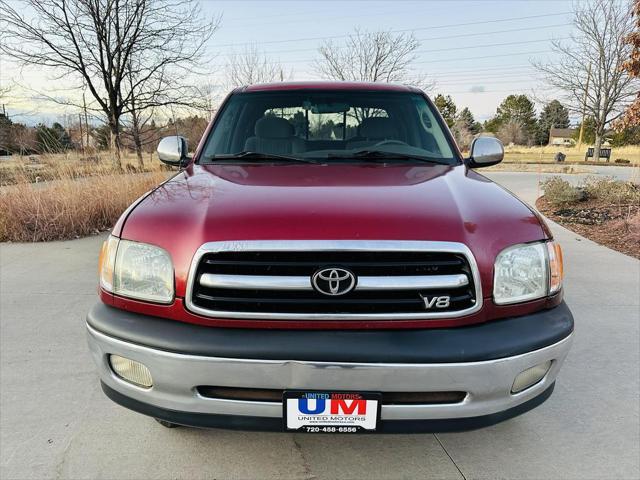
<box><xmin>374</xmin><ymin>140</ymin><xmax>408</xmax><ymax>147</ymax></box>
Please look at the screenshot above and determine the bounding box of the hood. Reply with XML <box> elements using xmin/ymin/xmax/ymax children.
<box><xmin>120</xmin><ymin>163</ymin><xmax>547</xmax><ymax>297</ymax></box>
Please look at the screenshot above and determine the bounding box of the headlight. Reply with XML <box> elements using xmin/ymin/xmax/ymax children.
<box><xmin>99</xmin><ymin>236</ymin><xmax>174</xmax><ymax>304</ymax></box>
<box><xmin>493</xmin><ymin>241</ymin><xmax>563</xmax><ymax>305</ymax></box>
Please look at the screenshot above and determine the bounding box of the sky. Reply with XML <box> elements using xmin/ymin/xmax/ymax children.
<box><xmin>0</xmin><ymin>0</ymin><xmax>580</xmax><ymax>125</ymax></box>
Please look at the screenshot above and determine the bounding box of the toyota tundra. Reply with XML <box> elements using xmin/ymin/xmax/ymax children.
<box><xmin>87</xmin><ymin>82</ymin><xmax>573</xmax><ymax>433</ymax></box>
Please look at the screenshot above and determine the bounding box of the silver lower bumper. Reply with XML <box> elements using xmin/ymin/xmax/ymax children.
<box><xmin>87</xmin><ymin>324</ymin><xmax>572</xmax><ymax>421</ymax></box>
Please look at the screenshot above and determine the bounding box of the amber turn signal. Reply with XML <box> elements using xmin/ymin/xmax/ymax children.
<box><xmin>547</xmin><ymin>241</ymin><xmax>563</xmax><ymax>294</ymax></box>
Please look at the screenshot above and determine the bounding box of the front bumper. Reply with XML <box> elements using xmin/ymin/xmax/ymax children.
<box><xmin>87</xmin><ymin>302</ymin><xmax>573</xmax><ymax>432</ymax></box>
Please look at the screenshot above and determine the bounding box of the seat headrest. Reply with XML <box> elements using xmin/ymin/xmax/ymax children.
<box><xmin>255</xmin><ymin>116</ymin><xmax>294</xmax><ymax>138</ymax></box>
<box><xmin>358</xmin><ymin>117</ymin><xmax>397</xmax><ymax>139</ymax></box>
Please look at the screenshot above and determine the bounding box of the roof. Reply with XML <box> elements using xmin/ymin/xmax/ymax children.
<box><xmin>549</xmin><ymin>128</ymin><xmax>577</xmax><ymax>137</ymax></box>
<box><xmin>242</xmin><ymin>81</ymin><xmax>419</xmax><ymax>93</ymax></box>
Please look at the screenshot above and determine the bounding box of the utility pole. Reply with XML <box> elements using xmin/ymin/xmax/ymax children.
<box><xmin>577</xmin><ymin>62</ymin><xmax>592</xmax><ymax>152</ymax></box>
<box><xmin>82</xmin><ymin>92</ymin><xmax>90</xmax><ymax>148</ymax></box>
<box><xmin>78</xmin><ymin>113</ymin><xmax>85</xmax><ymax>156</ymax></box>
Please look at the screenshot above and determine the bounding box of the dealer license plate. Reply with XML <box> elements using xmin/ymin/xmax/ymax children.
<box><xmin>284</xmin><ymin>391</ymin><xmax>380</xmax><ymax>433</ymax></box>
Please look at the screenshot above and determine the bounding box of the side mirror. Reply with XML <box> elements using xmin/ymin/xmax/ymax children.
<box><xmin>467</xmin><ymin>136</ymin><xmax>504</xmax><ymax>168</ymax></box>
<box><xmin>157</xmin><ymin>136</ymin><xmax>189</xmax><ymax>166</ymax></box>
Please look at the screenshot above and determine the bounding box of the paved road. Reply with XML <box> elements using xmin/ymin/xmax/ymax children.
<box><xmin>1</xmin><ymin>172</ymin><xmax>639</xmax><ymax>479</ymax></box>
<box><xmin>569</xmin><ymin>164</ymin><xmax>639</xmax><ymax>181</ymax></box>
<box><xmin>584</xmin><ymin>164</ymin><xmax>638</xmax><ymax>181</ymax></box>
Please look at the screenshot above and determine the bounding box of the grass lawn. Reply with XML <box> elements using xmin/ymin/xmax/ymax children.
<box><xmin>502</xmin><ymin>145</ymin><xmax>640</xmax><ymax>165</ymax></box>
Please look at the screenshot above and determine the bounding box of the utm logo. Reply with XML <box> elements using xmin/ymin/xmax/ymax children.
<box><xmin>298</xmin><ymin>394</ymin><xmax>367</xmax><ymax>415</ymax></box>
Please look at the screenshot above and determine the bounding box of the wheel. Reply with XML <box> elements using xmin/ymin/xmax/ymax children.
<box><xmin>154</xmin><ymin>417</ymin><xmax>180</xmax><ymax>428</ymax></box>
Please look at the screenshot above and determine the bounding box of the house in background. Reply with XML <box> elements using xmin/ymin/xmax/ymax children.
<box><xmin>548</xmin><ymin>128</ymin><xmax>577</xmax><ymax>146</ymax></box>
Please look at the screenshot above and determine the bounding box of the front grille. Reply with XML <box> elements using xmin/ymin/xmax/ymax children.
<box><xmin>186</xmin><ymin>242</ymin><xmax>480</xmax><ymax>320</ymax></box>
<box><xmin>196</xmin><ymin>386</ymin><xmax>467</xmax><ymax>405</ymax></box>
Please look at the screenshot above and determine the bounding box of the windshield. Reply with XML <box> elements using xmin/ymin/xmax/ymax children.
<box><xmin>200</xmin><ymin>90</ymin><xmax>458</xmax><ymax>164</ymax></box>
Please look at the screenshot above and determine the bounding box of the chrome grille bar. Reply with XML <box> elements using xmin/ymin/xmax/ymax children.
<box><xmin>200</xmin><ymin>274</ymin><xmax>309</xmax><ymax>290</ymax></box>
<box><xmin>357</xmin><ymin>274</ymin><xmax>468</xmax><ymax>291</ymax></box>
<box><xmin>200</xmin><ymin>273</ymin><xmax>469</xmax><ymax>291</ymax></box>
<box><xmin>185</xmin><ymin>240</ymin><xmax>483</xmax><ymax>320</ymax></box>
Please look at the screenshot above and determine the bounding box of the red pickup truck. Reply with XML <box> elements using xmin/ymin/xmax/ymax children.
<box><xmin>87</xmin><ymin>82</ymin><xmax>573</xmax><ymax>433</ymax></box>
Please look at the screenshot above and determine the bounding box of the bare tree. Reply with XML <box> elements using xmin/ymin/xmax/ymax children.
<box><xmin>452</xmin><ymin>119</ymin><xmax>475</xmax><ymax>151</ymax></box>
<box><xmin>0</xmin><ymin>84</ymin><xmax>11</xmax><ymax>102</ymax></box>
<box><xmin>195</xmin><ymin>82</ymin><xmax>222</xmax><ymax>121</ymax></box>
<box><xmin>533</xmin><ymin>0</ymin><xmax>637</xmax><ymax>160</ymax></box>
<box><xmin>10</xmin><ymin>124</ymin><xmax>38</xmax><ymax>155</ymax></box>
<box><xmin>122</xmin><ymin>18</ymin><xmax>223</xmax><ymax>169</ymax></box>
<box><xmin>497</xmin><ymin>119</ymin><xmax>528</xmax><ymax>146</ymax></box>
<box><xmin>314</xmin><ymin>29</ymin><xmax>433</xmax><ymax>90</ymax></box>
<box><xmin>225</xmin><ymin>45</ymin><xmax>291</xmax><ymax>88</ymax></box>
<box><xmin>121</xmin><ymin>80</ymin><xmax>157</xmax><ymax>169</ymax></box>
<box><xmin>125</xmin><ymin>70</ymin><xmax>148</xmax><ymax>168</ymax></box>
<box><xmin>122</xmin><ymin>58</ymin><xmax>202</xmax><ymax>168</ymax></box>
<box><xmin>0</xmin><ymin>0</ymin><xmax>220</xmax><ymax>168</ymax></box>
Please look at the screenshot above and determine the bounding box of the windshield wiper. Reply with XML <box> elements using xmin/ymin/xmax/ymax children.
<box><xmin>326</xmin><ymin>150</ymin><xmax>450</xmax><ymax>165</ymax></box>
<box><xmin>210</xmin><ymin>152</ymin><xmax>322</xmax><ymax>164</ymax></box>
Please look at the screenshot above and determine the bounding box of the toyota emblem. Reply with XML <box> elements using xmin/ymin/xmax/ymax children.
<box><xmin>311</xmin><ymin>268</ymin><xmax>356</xmax><ymax>296</ymax></box>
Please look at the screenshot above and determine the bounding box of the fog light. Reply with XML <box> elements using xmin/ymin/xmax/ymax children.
<box><xmin>109</xmin><ymin>355</ymin><xmax>153</xmax><ymax>388</ymax></box>
<box><xmin>511</xmin><ymin>360</ymin><xmax>552</xmax><ymax>394</ymax></box>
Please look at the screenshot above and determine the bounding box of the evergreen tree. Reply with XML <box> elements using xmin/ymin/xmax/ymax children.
<box><xmin>572</xmin><ymin>117</ymin><xmax>596</xmax><ymax>145</ymax></box>
<box><xmin>433</xmin><ymin>94</ymin><xmax>457</xmax><ymax>128</ymax></box>
<box><xmin>51</xmin><ymin>122</ymin><xmax>73</xmax><ymax>150</ymax></box>
<box><xmin>535</xmin><ymin>100</ymin><xmax>570</xmax><ymax>145</ymax></box>
<box><xmin>93</xmin><ymin>124</ymin><xmax>112</xmax><ymax>150</ymax></box>
<box><xmin>35</xmin><ymin>122</ymin><xmax>74</xmax><ymax>152</ymax></box>
<box><xmin>496</xmin><ymin>95</ymin><xmax>537</xmax><ymax>129</ymax></box>
<box><xmin>486</xmin><ymin>94</ymin><xmax>537</xmax><ymax>144</ymax></box>
<box><xmin>483</xmin><ymin>117</ymin><xmax>502</xmax><ymax>134</ymax></box>
<box><xmin>457</xmin><ymin>107</ymin><xmax>481</xmax><ymax>135</ymax></box>
<box><xmin>610</xmin><ymin>124</ymin><xmax>640</xmax><ymax>146</ymax></box>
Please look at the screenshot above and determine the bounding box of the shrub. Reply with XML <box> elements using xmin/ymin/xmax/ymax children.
<box><xmin>540</xmin><ymin>177</ymin><xmax>584</xmax><ymax>206</ymax></box>
<box><xmin>583</xmin><ymin>176</ymin><xmax>640</xmax><ymax>204</ymax></box>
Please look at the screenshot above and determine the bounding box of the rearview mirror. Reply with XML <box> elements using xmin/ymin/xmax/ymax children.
<box><xmin>157</xmin><ymin>136</ymin><xmax>188</xmax><ymax>166</ymax></box>
<box><xmin>467</xmin><ymin>136</ymin><xmax>504</xmax><ymax>168</ymax></box>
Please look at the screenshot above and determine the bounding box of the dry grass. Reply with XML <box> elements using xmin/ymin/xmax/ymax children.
<box><xmin>0</xmin><ymin>152</ymin><xmax>170</xmax><ymax>242</ymax></box>
<box><xmin>503</xmin><ymin>145</ymin><xmax>640</xmax><ymax>165</ymax></box>
<box><xmin>0</xmin><ymin>151</ymin><xmax>165</xmax><ymax>186</ymax></box>
<box><xmin>484</xmin><ymin>163</ymin><xmax>591</xmax><ymax>174</ymax></box>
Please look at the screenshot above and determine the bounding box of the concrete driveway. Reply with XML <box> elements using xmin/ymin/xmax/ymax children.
<box><xmin>1</xmin><ymin>172</ymin><xmax>638</xmax><ymax>479</ymax></box>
